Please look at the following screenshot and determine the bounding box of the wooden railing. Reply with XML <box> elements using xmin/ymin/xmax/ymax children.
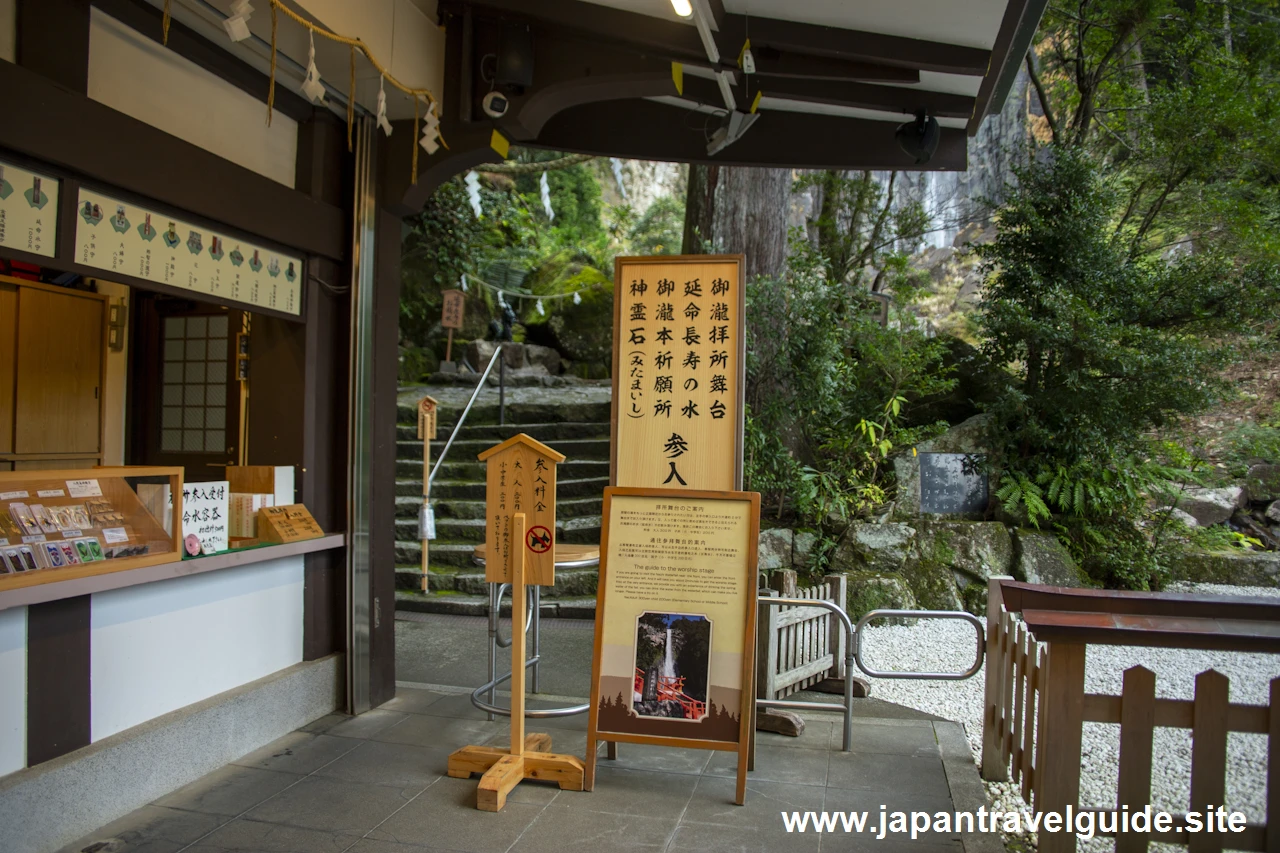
<box><xmin>758</xmin><ymin>574</ymin><xmax>848</xmax><ymax>699</ymax></box>
<box><xmin>982</xmin><ymin>576</ymin><xmax>1280</xmax><ymax>853</ymax></box>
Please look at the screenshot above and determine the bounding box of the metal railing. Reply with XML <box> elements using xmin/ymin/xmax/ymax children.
<box><xmin>853</xmin><ymin>610</ymin><xmax>985</xmax><ymax>680</ymax></box>
<box><xmin>428</xmin><ymin>344</ymin><xmax>505</xmax><ymax>490</ymax></box>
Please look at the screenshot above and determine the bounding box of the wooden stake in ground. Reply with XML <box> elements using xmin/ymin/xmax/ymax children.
<box><xmin>447</xmin><ymin>513</ymin><xmax>585</xmax><ymax>810</ymax></box>
<box><xmin>417</xmin><ymin>396</ymin><xmax>438</xmax><ymax>593</ymax></box>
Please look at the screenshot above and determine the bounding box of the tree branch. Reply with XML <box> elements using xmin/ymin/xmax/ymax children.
<box><xmin>1026</xmin><ymin>50</ymin><xmax>1061</xmax><ymax>145</ymax></box>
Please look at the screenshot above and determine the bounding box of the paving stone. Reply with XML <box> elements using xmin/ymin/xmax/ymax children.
<box><xmin>843</xmin><ymin>721</ymin><xmax>941</xmax><ymax>757</ymax></box>
<box><xmin>755</xmin><ymin>718</ymin><xmax>834</xmax><ymax>752</ymax></box>
<box><xmin>513</xmin><ymin>807</ymin><xmax>677</xmax><ymax>853</ymax></box>
<box><xmin>683</xmin><ymin>776</ymin><xmax>826</xmax><ymax>827</ymax></box>
<box><xmin>706</xmin><ymin>744</ymin><xmax>830</xmax><ymax>787</ymax></box>
<box><xmin>667</xmin><ymin>821</ymin><xmax>820</xmax><ymax>853</ymax></box>
<box><xmin>596</xmin><ymin>740</ymin><xmax>713</xmax><ymax>775</ymax></box>
<box><xmin>298</xmin><ymin>713</ymin><xmax>348</xmax><ymax>734</ymax></box>
<box><xmin>55</xmin><ymin>805</ymin><xmax>228</xmax><ymax>853</ymax></box>
<box><xmin>571</xmin><ymin>766</ymin><xmax>698</xmax><ymax>817</ymax></box>
<box><xmin>365</xmin><ymin>776</ymin><xmax>543</xmax><ymax>853</ymax></box>
<box><xmin>231</xmin><ymin>732</ymin><xmax>360</xmax><ymax>776</ymax></box>
<box><xmin>153</xmin><ymin>764</ymin><xmax>299</xmax><ymax>817</ymax></box>
<box><xmin>244</xmin><ymin>776</ymin><xmax>420</xmax><ymax>833</ymax></box>
<box><xmin>347</xmin><ymin>840</ymin><xmax>455</xmax><ymax>853</ymax></box>
<box><xmin>312</xmin><ymin>740</ymin><xmax>450</xmax><ymax>789</ymax></box>
<box><xmin>367</xmin><ymin>714</ymin><xmax>505</xmax><ymax>751</ymax></box>
<box><xmin>324</xmin><ymin>708</ymin><xmax>411</xmax><ymax>740</ymax></box>
<box><xmin>415</xmin><ymin>692</ymin><xmax>496</xmax><ymax>721</ymax></box>
<box><xmin>380</xmin><ymin>688</ymin><xmax>451</xmax><ymax>715</ymax></box>
<box><xmin>183</xmin><ymin>817</ymin><xmax>360</xmax><ymax>852</ymax></box>
<box><xmin>826</xmin><ymin>752</ymin><xmax>952</xmax><ymax>799</ymax></box>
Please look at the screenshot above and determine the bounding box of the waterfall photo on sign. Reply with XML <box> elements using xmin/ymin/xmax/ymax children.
<box><xmin>632</xmin><ymin>612</ymin><xmax>711</xmax><ymax>721</ymax></box>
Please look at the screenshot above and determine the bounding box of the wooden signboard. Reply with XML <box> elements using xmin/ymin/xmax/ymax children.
<box><xmin>586</xmin><ymin>487</ymin><xmax>760</xmax><ymax>804</ymax></box>
<box><xmin>417</xmin><ymin>395</ymin><xmax>438</xmax><ymax>442</ymax></box>
<box><xmin>479</xmin><ymin>434</ymin><xmax>565</xmax><ymax>586</ymax></box>
<box><xmin>258</xmin><ymin>504</ymin><xmax>324</xmax><ymax>543</ymax></box>
<box><xmin>611</xmin><ymin>255</ymin><xmax>746</xmax><ymax>492</ymax></box>
<box><xmin>441</xmin><ymin>289</ymin><xmax>465</xmax><ymax>362</ymax></box>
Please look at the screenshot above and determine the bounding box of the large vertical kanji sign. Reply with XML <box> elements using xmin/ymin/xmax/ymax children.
<box><xmin>479</xmin><ymin>434</ymin><xmax>566</xmax><ymax>586</ymax></box>
<box><xmin>611</xmin><ymin>255</ymin><xmax>746</xmax><ymax>491</ymax></box>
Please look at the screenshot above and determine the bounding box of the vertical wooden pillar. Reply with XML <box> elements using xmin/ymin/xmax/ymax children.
<box><xmin>1036</xmin><ymin>641</ymin><xmax>1087</xmax><ymax>853</ymax></box>
<box><xmin>981</xmin><ymin>575</ymin><xmax>1012</xmax><ymax>781</ymax></box>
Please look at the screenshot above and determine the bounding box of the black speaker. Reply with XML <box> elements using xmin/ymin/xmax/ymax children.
<box><xmin>497</xmin><ymin>23</ymin><xmax>534</xmax><ymax>88</ymax></box>
<box><xmin>895</xmin><ymin>110</ymin><xmax>941</xmax><ymax>165</ymax></box>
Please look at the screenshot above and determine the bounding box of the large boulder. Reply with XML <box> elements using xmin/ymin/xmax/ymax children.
<box><xmin>1014</xmin><ymin>530</ymin><xmax>1085</xmax><ymax>587</ymax></box>
<box><xmin>523</xmin><ymin>343</ymin><xmax>563</xmax><ymax>375</ymax></box>
<box><xmin>1268</xmin><ymin>501</ymin><xmax>1280</xmax><ymax>524</ymax></box>
<box><xmin>844</xmin><ymin>571</ymin><xmax>918</xmax><ymax>623</ymax></box>
<box><xmin>829</xmin><ymin>522</ymin><xmax>916</xmax><ymax>574</ymax></box>
<box><xmin>1175</xmin><ymin>487</ymin><xmax>1248</xmax><ymax>527</ymax></box>
<box><xmin>792</xmin><ymin>530</ymin><xmax>820</xmax><ymax>571</ymax></box>
<box><xmin>1246</xmin><ymin>464</ymin><xmax>1280</xmax><ymax>503</ymax></box>
<box><xmin>1173</xmin><ymin>550</ymin><xmax>1280</xmax><ymax>587</ymax></box>
<box><xmin>914</xmin><ymin>520</ymin><xmax>1013</xmax><ymax>583</ymax></box>
<box><xmin>893</xmin><ymin>413</ymin><xmax>993</xmax><ymax>520</ymax></box>
<box><xmin>900</xmin><ymin>549</ymin><xmax>965</xmax><ymax>612</ymax></box>
<box><xmin>757</xmin><ymin>528</ymin><xmax>794</xmax><ymax>571</ymax></box>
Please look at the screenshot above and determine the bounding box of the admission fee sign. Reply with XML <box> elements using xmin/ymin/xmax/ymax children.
<box><xmin>611</xmin><ymin>255</ymin><xmax>746</xmax><ymax>492</ymax></box>
<box><xmin>479</xmin><ymin>434</ymin><xmax>565</xmax><ymax>586</ymax></box>
<box><xmin>586</xmin><ymin>487</ymin><xmax>760</xmax><ymax>804</ymax></box>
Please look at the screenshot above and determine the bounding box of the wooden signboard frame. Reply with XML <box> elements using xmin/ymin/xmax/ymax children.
<box><xmin>610</xmin><ymin>255</ymin><xmax>746</xmax><ymax>492</ymax></box>
<box><xmin>478</xmin><ymin>434</ymin><xmax>565</xmax><ymax>587</ymax></box>
<box><xmin>586</xmin><ymin>486</ymin><xmax>760</xmax><ymax>804</ymax></box>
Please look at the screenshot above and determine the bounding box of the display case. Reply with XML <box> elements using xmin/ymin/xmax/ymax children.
<box><xmin>0</xmin><ymin>466</ymin><xmax>182</xmax><ymax>590</ymax></box>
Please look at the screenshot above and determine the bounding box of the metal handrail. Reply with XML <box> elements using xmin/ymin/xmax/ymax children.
<box><xmin>853</xmin><ymin>610</ymin><xmax>985</xmax><ymax>680</ymax></box>
<box><xmin>428</xmin><ymin>344</ymin><xmax>505</xmax><ymax>488</ymax></box>
<box><xmin>757</xmin><ymin>596</ymin><xmax>856</xmax><ymax>751</ymax></box>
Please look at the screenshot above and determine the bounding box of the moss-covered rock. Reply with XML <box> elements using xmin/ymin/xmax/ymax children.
<box><xmin>829</xmin><ymin>522</ymin><xmax>916</xmax><ymax>574</ymax></box>
<box><xmin>1014</xmin><ymin>530</ymin><xmax>1086</xmax><ymax>587</ymax></box>
<box><xmin>1172</xmin><ymin>550</ymin><xmax>1280</xmax><ymax>587</ymax></box>
<box><xmin>915</xmin><ymin>520</ymin><xmax>1013</xmax><ymax>583</ymax></box>
<box><xmin>843</xmin><ymin>571</ymin><xmax>918</xmax><ymax>624</ymax></box>
<box><xmin>900</xmin><ymin>535</ymin><xmax>964</xmax><ymax>612</ymax></box>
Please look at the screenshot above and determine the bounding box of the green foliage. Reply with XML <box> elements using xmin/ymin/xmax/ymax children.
<box><xmin>1055</xmin><ymin>516</ymin><xmax>1170</xmax><ymax>591</ymax></box>
<box><xmin>1190</xmin><ymin>524</ymin><xmax>1265</xmax><ymax>553</ymax></box>
<box><xmin>744</xmin><ymin>233</ymin><xmax>954</xmax><ymax>527</ymax></box>
<box><xmin>400</xmin><ymin>179</ymin><xmax>489</xmax><ymax>347</ymax></box>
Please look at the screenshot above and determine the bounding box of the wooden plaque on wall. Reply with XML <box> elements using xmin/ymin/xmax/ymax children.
<box><xmin>611</xmin><ymin>255</ymin><xmax>745</xmax><ymax>492</ymax></box>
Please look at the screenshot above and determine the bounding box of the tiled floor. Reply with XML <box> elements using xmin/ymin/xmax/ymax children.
<box><xmin>55</xmin><ymin>685</ymin><xmax>992</xmax><ymax>853</ymax></box>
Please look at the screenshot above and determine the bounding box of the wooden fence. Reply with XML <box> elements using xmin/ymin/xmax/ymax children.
<box><xmin>757</xmin><ymin>574</ymin><xmax>847</xmax><ymax>699</ymax></box>
<box><xmin>982</xmin><ymin>576</ymin><xmax>1280</xmax><ymax>853</ymax></box>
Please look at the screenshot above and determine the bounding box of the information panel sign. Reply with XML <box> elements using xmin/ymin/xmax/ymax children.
<box><xmin>586</xmin><ymin>487</ymin><xmax>759</xmax><ymax>803</ymax></box>
<box><xmin>0</xmin><ymin>159</ymin><xmax>58</xmax><ymax>259</ymax></box>
<box><xmin>611</xmin><ymin>255</ymin><xmax>745</xmax><ymax>492</ymax></box>
<box><xmin>74</xmin><ymin>187</ymin><xmax>303</xmax><ymax>316</ymax></box>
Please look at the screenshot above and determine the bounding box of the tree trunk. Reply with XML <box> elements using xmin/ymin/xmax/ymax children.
<box><xmin>682</xmin><ymin>164</ymin><xmax>719</xmax><ymax>254</ymax></box>
<box><xmin>683</xmin><ymin>165</ymin><xmax>791</xmax><ymax>282</ymax></box>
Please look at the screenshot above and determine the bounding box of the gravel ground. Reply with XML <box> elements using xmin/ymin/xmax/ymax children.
<box><xmin>856</xmin><ymin>583</ymin><xmax>1280</xmax><ymax>851</ymax></box>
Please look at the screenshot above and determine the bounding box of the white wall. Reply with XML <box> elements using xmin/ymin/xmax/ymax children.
<box><xmin>90</xmin><ymin>557</ymin><xmax>304</xmax><ymax>741</ymax></box>
<box><xmin>95</xmin><ymin>280</ymin><xmax>130</xmax><ymax>466</ymax></box>
<box><xmin>0</xmin><ymin>606</ymin><xmax>26</xmax><ymax>778</ymax></box>
<box><xmin>0</xmin><ymin>0</ymin><xmax>15</xmax><ymax>63</ymax></box>
<box><xmin>87</xmin><ymin>8</ymin><xmax>298</xmax><ymax>188</ymax></box>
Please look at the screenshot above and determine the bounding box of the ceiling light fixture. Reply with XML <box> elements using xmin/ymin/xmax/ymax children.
<box><xmin>895</xmin><ymin>110</ymin><xmax>940</xmax><ymax>164</ymax></box>
<box><xmin>670</xmin><ymin>0</ymin><xmax>693</xmax><ymax>17</ymax></box>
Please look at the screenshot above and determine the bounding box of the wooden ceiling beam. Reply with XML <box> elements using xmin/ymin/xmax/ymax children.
<box><xmin>684</xmin><ymin>76</ymin><xmax>975</xmax><ymax>120</ymax></box>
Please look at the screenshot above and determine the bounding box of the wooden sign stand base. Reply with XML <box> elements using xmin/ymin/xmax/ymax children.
<box><xmin>447</xmin><ymin>514</ymin><xmax>585</xmax><ymax>811</ymax></box>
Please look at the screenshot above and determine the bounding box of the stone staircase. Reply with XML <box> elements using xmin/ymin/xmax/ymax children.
<box><xmin>393</xmin><ymin>382</ymin><xmax>611</xmax><ymax>614</ymax></box>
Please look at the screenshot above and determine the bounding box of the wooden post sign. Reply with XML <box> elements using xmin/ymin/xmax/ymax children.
<box><xmin>611</xmin><ymin>256</ymin><xmax>746</xmax><ymax>492</ymax></box>
<box><xmin>586</xmin><ymin>487</ymin><xmax>760</xmax><ymax>804</ymax></box>
<box><xmin>442</xmin><ymin>289</ymin><xmax>465</xmax><ymax>363</ymax></box>
<box><xmin>418</xmin><ymin>395</ymin><xmax>438</xmax><ymax>592</ymax></box>
<box><xmin>448</xmin><ymin>512</ymin><xmax>586</xmax><ymax>810</ymax></box>
<box><xmin>477</xmin><ymin>434</ymin><xmax>565</xmax><ymax>586</ymax></box>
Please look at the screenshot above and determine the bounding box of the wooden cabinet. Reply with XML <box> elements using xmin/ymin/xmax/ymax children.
<box><xmin>0</xmin><ymin>276</ymin><xmax>108</xmax><ymax>469</ymax></box>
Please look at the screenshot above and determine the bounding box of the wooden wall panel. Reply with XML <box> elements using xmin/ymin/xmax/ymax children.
<box><xmin>0</xmin><ymin>283</ymin><xmax>15</xmax><ymax>453</ymax></box>
<box><xmin>14</xmin><ymin>288</ymin><xmax>105</xmax><ymax>455</ymax></box>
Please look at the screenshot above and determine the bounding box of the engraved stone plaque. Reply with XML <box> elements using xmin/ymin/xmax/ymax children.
<box><xmin>919</xmin><ymin>453</ymin><xmax>988</xmax><ymax>514</ymax></box>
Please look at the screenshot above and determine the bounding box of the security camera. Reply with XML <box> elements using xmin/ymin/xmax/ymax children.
<box><xmin>482</xmin><ymin>91</ymin><xmax>510</xmax><ymax>119</ymax></box>
<box><xmin>895</xmin><ymin>110</ymin><xmax>940</xmax><ymax>165</ymax></box>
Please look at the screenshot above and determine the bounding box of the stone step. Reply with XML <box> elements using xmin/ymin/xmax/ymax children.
<box><xmin>395</xmin><ymin>400</ymin><xmax>612</xmax><ymax>427</ymax></box>
<box><xmin>394</xmin><ymin>566</ymin><xmax>598</xmax><ymax>597</ymax></box>
<box><xmin>395</xmin><ymin>421</ymin><xmax>611</xmax><ymax>443</ymax></box>
<box><xmin>398</xmin><ymin>476</ymin><xmax>610</xmax><ymax>501</ymax></box>
<box><xmin>396</xmin><ymin>458</ymin><xmax>610</xmax><ymax>480</ymax></box>
<box><xmin>394</xmin><ymin>436</ymin><xmax>612</xmax><ymax>463</ymax></box>
<box><xmin>394</xmin><ymin>494</ymin><xmax>603</xmax><ymax>520</ymax></box>
<box><xmin>394</xmin><ymin>516</ymin><xmax>601</xmax><ymax>566</ymax></box>
<box><xmin>394</xmin><ymin>590</ymin><xmax>596</xmax><ymax>619</ymax></box>
<box><xmin>396</xmin><ymin>513</ymin><xmax>603</xmax><ymax>544</ymax></box>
